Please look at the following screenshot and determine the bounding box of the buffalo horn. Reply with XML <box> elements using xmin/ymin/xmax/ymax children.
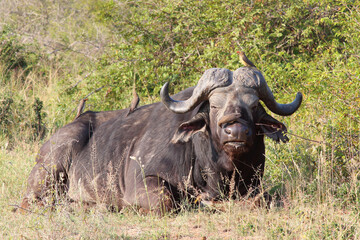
<box><xmin>161</xmin><ymin>68</ymin><xmax>232</xmax><ymax>113</ymax></box>
<box><xmin>259</xmin><ymin>83</ymin><xmax>302</xmax><ymax>116</ymax></box>
<box><xmin>233</xmin><ymin>66</ymin><xmax>302</xmax><ymax>116</ymax></box>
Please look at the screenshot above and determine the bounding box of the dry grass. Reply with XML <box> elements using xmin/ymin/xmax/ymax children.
<box><xmin>0</xmin><ymin>142</ymin><xmax>359</xmax><ymax>240</ymax></box>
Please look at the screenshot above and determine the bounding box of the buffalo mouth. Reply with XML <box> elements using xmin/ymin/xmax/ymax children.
<box><xmin>224</xmin><ymin>141</ymin><xmax>246</xmax><ymax>148</ymax></box>
<box><xmin>223</xmin><ymin>141</ymin><xmax>249</xmax><ymax>153</ymax></box>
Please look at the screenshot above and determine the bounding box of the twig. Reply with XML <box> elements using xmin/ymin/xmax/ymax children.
<box><xmin>65</xmin><ymin>71</ymin><xmax>94</xmax><ymax>92</ymax></box>
<box><xmin>285</xmin><ymin>131</ymin><xmax>324</xmax><ymax>144</ymax></box>
<box><xmin>9</xmin><ymin>204</ymin><xmax>45</xmax><ymax>216</ymax></box>
<box><xmin>255</xmin><ymin>123</ymin><xmax>324</xmax><ymax>144</ymax></box>
<box><xmin>84</xmin><ymin>85</ymin><xmax>106</xmax><ymax>99</ymax></box>
<box><xmin>68</xmin><ymin>80</ymin><xmax>82</xmax><ymax>89</ymax></box>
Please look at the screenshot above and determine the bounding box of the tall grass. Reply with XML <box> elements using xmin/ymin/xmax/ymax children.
<box><xmin>1</xmin><ymin>141</ymin><xmax>359</xmax><ymax>239</ymax></box>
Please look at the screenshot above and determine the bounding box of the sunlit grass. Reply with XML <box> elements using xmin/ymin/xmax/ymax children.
<box><xmin>0</xmin><ymin>140</ymin><xmax>359</xmax><ymax>239</ymax></box>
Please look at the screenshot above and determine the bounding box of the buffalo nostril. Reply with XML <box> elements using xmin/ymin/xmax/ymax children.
<box><xmin>223</xmin><ymin>122</ymin><xmax>251</xmax><ymax>139</ymax></box>
<box><xmin>224</xmin><ymin>128</ymin><xmax>231</xmax><ymax>135</ymax></box>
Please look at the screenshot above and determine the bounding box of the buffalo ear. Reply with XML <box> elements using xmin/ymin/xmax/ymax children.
<box><xmin>171</xmin><ymin>113</ymin><xmax>207</xmax><ymax>143</ymax></box>
<box><xmin>255</xmin><ymin>104</ymin><xmax>289</xmax><ymax>143</ymax></box>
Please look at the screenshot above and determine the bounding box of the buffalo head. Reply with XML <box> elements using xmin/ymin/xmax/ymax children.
<box><xmin>161</xmin><ymin>62</ymin><xmax>302</xmax><ymax>171</ymax></box>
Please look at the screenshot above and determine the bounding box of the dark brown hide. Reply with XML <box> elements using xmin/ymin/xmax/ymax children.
<box><xmin>20</xmin><ymin>109</ymin><xmax>126</xmax><ymax>211</ymax></box>
<box><xmin>20</xmin><ymin>67</ymin><xmax>301</xmax><ymax>215</ymax></box>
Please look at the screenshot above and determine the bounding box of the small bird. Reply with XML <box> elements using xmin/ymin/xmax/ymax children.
<box><xmin>74</xmin><ymin>98</ymin><xmax>88</xmax><ymax>119</ymax></box>
<box><xmin>237</xmin><ymin>51</ymin><xmax>257</xmax><ymax>68</ymax></box>
<box><xmin>126</xmin><ymin>84</ymin><xmax>140</xmax><ymax>116</ymax></box>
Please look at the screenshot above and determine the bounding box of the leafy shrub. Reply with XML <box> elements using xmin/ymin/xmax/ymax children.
<box><xmin>0</xmin><ymin>26</ymin><xmax>41</xmax><ymax>81</ymax></box>
<box><xmin>0</xmin><ymin>95</ymin><xmax>14</xmax><ymax>137</ymax></box>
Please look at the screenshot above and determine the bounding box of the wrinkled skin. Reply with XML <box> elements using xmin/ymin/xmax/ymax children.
<box><xmin>20</xmin><ymin>66</ymin><xmax>301</xmax><ymax>215</ymax></box>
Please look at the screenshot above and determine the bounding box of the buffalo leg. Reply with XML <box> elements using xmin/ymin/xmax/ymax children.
<box><xmin>127</xmin><ymin>176</ymin><xmax>175</xmax><ymax>216</ymax></box>
<box><xmin>19</xmin><ymin>142</ymin><xmax>71</xmax><ymax>212</ymax></box>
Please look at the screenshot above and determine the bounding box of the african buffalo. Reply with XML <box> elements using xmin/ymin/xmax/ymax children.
<box><xmin>20</xmin><ymin>56</ymin><xmax>302</xmax><ymax>214</ymax></box>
